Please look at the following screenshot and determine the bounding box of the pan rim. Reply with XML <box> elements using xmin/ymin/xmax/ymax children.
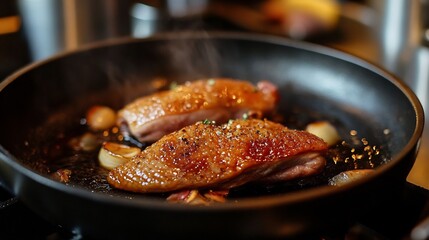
<box><xmin>0</xmin><ymin>31</ymin><xmax>424</xmax><ymax>211</ymax></box>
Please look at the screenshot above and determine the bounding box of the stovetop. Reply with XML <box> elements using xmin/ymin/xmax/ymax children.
<box><xmin>1</xmin><ymin>182</ymin><xmax>428</xmax><ymax>240</ymax></box>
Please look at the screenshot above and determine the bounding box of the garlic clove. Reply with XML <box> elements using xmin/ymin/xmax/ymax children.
<box><xmin>306</xmin><ymin>121</ymin><xmax>340</xmax><ymax>146</ymax></box>
<box><xmin>98</xmin><ymin>142</ymin><xmax>141</xmax><ymax>170</ymax></box>
<box><xmin>86</xmin><ymin>106</ymin><xmax>117</xmax><ymax>131</ymax></box>
<box><xmin>328</xmin><ymin>169</ymin><xmax>374</xmax><ymax>187</ymax></box>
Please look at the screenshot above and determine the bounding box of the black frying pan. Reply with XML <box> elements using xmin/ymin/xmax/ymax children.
<box><xmin>0</xmin><ymin>32</ymin><xmax>424</xmax><ymax>239</ymax></box>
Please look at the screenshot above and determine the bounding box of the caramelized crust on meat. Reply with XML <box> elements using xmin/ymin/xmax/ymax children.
<box><xmin>108</xmin><ymin>119</ymin><xmax>328</xmax><ymax>193</ymax></box>
<box><xmin>117</xmin><ymin>78</ymin><xmax>278</xmax><ymax>142</ymax></box>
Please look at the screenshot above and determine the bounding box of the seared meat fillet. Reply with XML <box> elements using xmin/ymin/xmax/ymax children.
<box><xmin>117</xmin><ymin>78</ymin><xmax>278</xmax><ymax>142</ymax></box>
<box><xmin>108</xmin><ymin>119</ymin><xmax>328</xmax><ymax>193</ymax></box>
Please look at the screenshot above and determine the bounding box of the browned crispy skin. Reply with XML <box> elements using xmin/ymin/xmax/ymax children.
<box><xmin>117</xmin><ymin>78</ymin><xmax>278</xmax><ymax>142</ymax></box>
<box><xmin>108</xmin><ymin>119</ymin><xmax>328</xmax><ymax>193</ymax></box>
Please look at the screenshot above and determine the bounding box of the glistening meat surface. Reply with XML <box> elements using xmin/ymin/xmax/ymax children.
<box><xmin>117</xmin><ymin>78</ymin><xmax>278</xmax><ymax>142</ymax></box>
<box><xmin>108</xmin><ymin>119</ymin><xmax>328</xmax><ymax>193</ymax></box>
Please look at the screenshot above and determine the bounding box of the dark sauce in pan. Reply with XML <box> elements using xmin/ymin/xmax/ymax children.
<box><xmin>22</xmin><ymin>99</ymin><xmax>390</xmax><ymax>201</ymax></box>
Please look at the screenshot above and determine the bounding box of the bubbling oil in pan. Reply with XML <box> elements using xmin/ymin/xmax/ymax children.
<box><xmin>22</xmin><ymin>85</ymin><xmax>390</xmax><ymax>201</ymax></box>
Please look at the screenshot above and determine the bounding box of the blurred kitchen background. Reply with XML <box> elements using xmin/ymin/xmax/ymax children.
<box><xmin>0</xmin><ymin>0</ymin><xmax>428</xmax><ymax>189</ymax></box>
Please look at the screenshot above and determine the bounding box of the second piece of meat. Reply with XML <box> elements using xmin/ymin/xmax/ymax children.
<box><xmin>108</xmin><ymin>119</ymin><xmax>328</xmax><ymax>193</ymax></box>
<box><xmin>117</xmin><ymin>78</ymin><xmax>279</xmax><ymax>142</ymax></box>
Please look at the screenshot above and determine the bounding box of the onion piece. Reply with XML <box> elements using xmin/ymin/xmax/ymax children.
<box><xmin>98</xmin><ymin>142</ymin><xmax>141</xmax><ymax>170</ymax></box>
<box><xmin>51</xmin><ymin>169</ymin><xmax>72</xmax><ymax>183</ymax></box>
<box><xmin>328</xmin><ymin>169</ymin><xmax>374</xmax><ymax>187</ymax></box>
<box><xmin>305</xmin><ymin>121</ymin><xmax>340</xmax><ymax>146</ymax></box>
<box><xmin>167</xmin><ymin>190</ymin><xmax>228</xmax><ymax>205</ymax></box>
